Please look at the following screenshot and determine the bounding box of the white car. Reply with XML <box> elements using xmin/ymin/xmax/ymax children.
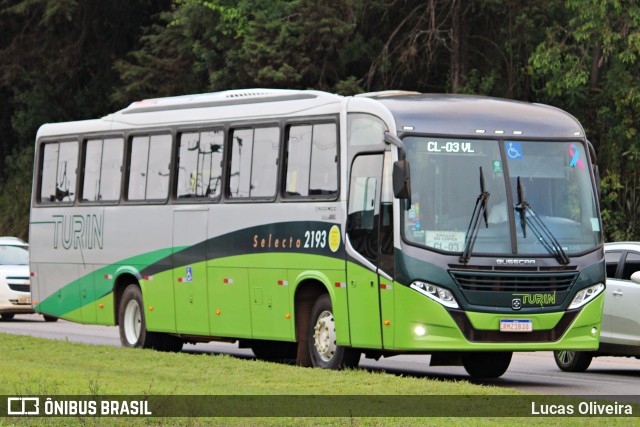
<box><xmin>0</xmin><ymin>237</ymin><xmax>33</xmax><ymax>320</ymax></box>
<box><xmin>554</xmin><ymin>241</ymin><xmax>640</xmax><ymax>371</ymax></box>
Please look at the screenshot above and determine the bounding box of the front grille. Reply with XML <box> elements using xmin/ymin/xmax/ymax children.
<box><xmin>450</xmin><ymin>269</ymin><xmax>578</xmax><ymax>292</ymax></box>
<box><xmin>8</xmin><ymin>283</ymin><xmax>30</xmax><ymax>293</ymax></box>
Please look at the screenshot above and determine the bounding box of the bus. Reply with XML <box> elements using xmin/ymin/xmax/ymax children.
<box><xmin>29</xmin><ymin>89</ymin><xmax>605</xmax><ymax>378</ymax></box>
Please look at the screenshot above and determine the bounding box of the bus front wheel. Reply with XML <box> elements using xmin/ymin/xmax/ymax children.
<box><xmin>462</xmin><ymin>351</ymin><xmax>512</xmax><ymax>378</ymax></box>
<box><xmin>553</xmin><ymin>350</ymin><xmax>593</xmax><ymax>372</ymax></box>
<box><xmin>118</xmin><ymin>284</ymin><xmax>183</xmax><ymax>352</ymax></box>
<box><xmin>308</xmin><ymin>294</ymin><xmax>360</xmax><ymax>369</ymax></box>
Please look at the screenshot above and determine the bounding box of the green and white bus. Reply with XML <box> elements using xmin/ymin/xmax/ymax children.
<box><xmin>29</xmin><ymin>89</ymin><xmax>605</xmax><ymax>378</ymax></box>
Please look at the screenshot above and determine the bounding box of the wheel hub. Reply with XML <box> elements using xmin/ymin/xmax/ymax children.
<box><xmin>313</xmin><ymin>310</ymin><xmax>337</xmax><ymax>362</ymax></box>
<box><xmin>557</xmin><ymin>350</ymin><xmax>575</xmax><ymax>365</ymax></box>
<box><xmin>123</xmin><ymin>299</ymin><xmax>141</xmax><ymax>345</ymax></box>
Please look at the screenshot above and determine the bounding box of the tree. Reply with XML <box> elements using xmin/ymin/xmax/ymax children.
<box><xmin>0</xmin><ymin>0</ymin><xmax>170</xmax><ymax>238</ymax></box>
<box><xmin>529</xmin><ymin>0</ymin><xmax>640</xmax><ymax>240</ymax></box>
<box><xmin>114</xmin><ymin>0</ymin><xmax>368</xmax><ymax>101</ymax></box>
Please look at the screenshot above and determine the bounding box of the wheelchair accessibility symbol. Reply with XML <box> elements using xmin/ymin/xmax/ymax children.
<box><xmin>506</xmin><ymin>142</ymin><xmax>523</xmax><ymax>160</ymax></box>
<box><xmin>185</xmin><ymin>266</ymin><xmax>193</xmax><ymax>282</ymax></box>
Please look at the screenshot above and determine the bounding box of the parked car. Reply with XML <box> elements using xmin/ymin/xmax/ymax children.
<box><xmin>554</xmin><ymin>241</ymin><xmax>640</xmax><ymax>371</ymax></box>
<box><xmin>0</xmin><ymin>237</ymin><xmax>34</xmax><ymax>320</ymax></box>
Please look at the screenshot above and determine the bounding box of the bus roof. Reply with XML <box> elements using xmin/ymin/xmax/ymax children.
<box><xmin>109</xmin><ymin>88</ymin><xmax>343</xmax><ymax>127</ymax></box>
<box><xmin>119</xmin><ymin>88</ymin><xmax>332</xmax><ymax>114</ymax></box>
<box><xmin>36</xmin><ymin>89</ymin><xmax>585</xmax><ymax>140</ymax></box>
<box><xmin>359</xmin><ymin>92</ymin><xmax>585</xmax><ymax>139</ymax></box>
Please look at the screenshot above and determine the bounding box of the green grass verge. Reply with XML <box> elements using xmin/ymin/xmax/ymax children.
<box><xmin>0</xmin><ymin>333</ymin><xmax>633</xmax><ymax>426</ymax></box>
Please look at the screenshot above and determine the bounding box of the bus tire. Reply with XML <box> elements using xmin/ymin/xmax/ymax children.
<box><xmin>308</xmin><ymin>294</ymin><xmax>360</xmax><ymax>370</ymax></box>
<box><xmin>118</xmin><ymin>284</ymin><xmax>184</xmax><ymax>352</ymax></box>
<box><xmin>118</xmin><ymin>284</ymin><xmax>150</xmax><ymax>348</ymax></box>
<box><xmin>1</xmin><ymin>313</ymin><xmax>15</xmax><ymax>320</ymax></box>
<box><xmin>462</xmin><ymin>351</ymin><xmax>512</xmax><ymax>378</ymax></box>
<box><xmin>43</xmin><ymin>315</ymin><xmax>58</xmax><ymax>322</ymax></box>
<box><xmin>118</xmin><ymin>284</ymin><xmax>159</xmax><ymax>349</ymax></box>
<box><xmin>553</xmin><ymin>350</ymin><xmax>593</xmax><ymax>372</ymax></box>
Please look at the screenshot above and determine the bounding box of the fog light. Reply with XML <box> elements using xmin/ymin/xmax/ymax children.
<box><xmin>591</xmin><ymin>327</ymin><xmax>598</xmax><ymax>335</ymax></box>
<box><xmin>414</xmin><ymin>325</ymin><xmax>427</xmax><ymax>337</ymax></box>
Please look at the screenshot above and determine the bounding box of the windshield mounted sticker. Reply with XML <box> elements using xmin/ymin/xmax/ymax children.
<box><xmin>569</xmin><ymin>144</ymin><xmax>585</xmax><ymax>169</ymax></box>
<box><xmin>492</xmin><ymin>160</ymin><xmax>503</xmax><ymax>173</ymax></box>
<box><xmin>505</xmin><ymin>142</ymin><xmax>523</xmax><ymax>160</ymax></box>
<box><xmin>426</xmin><ymin>230</ymin><xmax>464</xmax><ymax>252</ymax></box>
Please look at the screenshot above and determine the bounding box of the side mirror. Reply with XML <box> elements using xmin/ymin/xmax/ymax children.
<box><xmin>393</xmin><ymin>160</ymin><xmax>411</xmax><ymax>199</ymax></box>
<box><xmin>630</xmin><ymin>271</ymin><xmax>640</xmax><ymax>285</ymax></box>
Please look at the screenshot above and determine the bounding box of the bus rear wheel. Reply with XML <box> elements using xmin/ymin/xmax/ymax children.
<box><xmin>118</xmin><ymin>284</ymin><xmax>183</xmax><ymax>352</ymax></box>
<box><xmin>462</xmin><ymin>351</ymin><xmax>512</xmax><ymax>378</ymax></box>
<box><xmin>308</xmin><ymin>294</ymin><xmax>360</xmax><ymax>370</ymax></box>
<box><xmin>553</xmin><ymin>350</ymin><xmax>593</xmax><ymax>372</ymax></box>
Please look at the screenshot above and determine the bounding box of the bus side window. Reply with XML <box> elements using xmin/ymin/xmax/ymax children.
<box><xmin>229</xmin><ymin>129</ymin><xmax>254</xmax><ymax>198</ymax></box>
<box><xmin>250</xmin><ymin>127</ymin><xmax>279</xmax><ymax>198</ymax></box>
<box><xmin>228</xmin><ymin>126</ymin><xmax>279</xmax><ymax>199</ymax></box>
<box><xmin>379</xmin><ymin>151</ymin><xmax>394</xmax><ymax>275</ymax></box>
<box><xmin>100</xmin><ymin>138</ymin><xmax>124</xmax><ymax>201</ymax></box>
<box><xmin>128</xmin><ymin>134</ymin><xmax>171</xmax><ymax>201</ymax></box>
<box><xmin>176</xmin><ymin>130</ymin><xmax>223</xmax><ymax>199</ymax></box>
<box><xmin>348</xmin><ymin>154</ymin><xmax>383</xmax><ymax>263</ymax></box>
<box><xmin>347</xmin><ymin>113</ymin><xmax>387</xmax><ymax>148</ymax></box>
<box><xmin>285</xmin><ymin>122</ymin><xmax>338</xmax><ymax>198</ymax></box>
<box><xmin>82</xmin><ymin>138</ymin><xmax>123</xmax><ymax>202</ymax></box>
<box><xmin>309</xmin><ymin>123</ymin><xmax>338</xmax><ymax>196</ymax></box>
<box><xmin>350</xmin><ymin>177</ymin><xmax>376</xmax><ymax>231</ymax></box>
<box><xmin>147</xmin><ymin>135</ymin><xmax>171</xmax><ymax>200</ymax></box>
<box><xmin>40</xmin><ymin>141</ymin><xmax>78</xmax><ymax>204</ymax></box>
<box><xmin>285</xmin><ymin>125</ymin><xmax>311</xmax><ymax>197</ymax></box>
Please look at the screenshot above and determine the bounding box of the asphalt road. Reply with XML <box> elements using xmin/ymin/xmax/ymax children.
<box><xmin>1</xmin><ymin>313</ymin><xmax>639</xmax><ymax>396</ymax></box>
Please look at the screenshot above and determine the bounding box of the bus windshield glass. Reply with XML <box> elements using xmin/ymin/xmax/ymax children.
<box><xmin>402</xmin><ymin>136</ymin><xmax>601</xmax><ymax>257</ymax></box>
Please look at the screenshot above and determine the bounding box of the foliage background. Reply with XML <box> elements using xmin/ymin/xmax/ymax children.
<box><xmin>0</xmin><ymin>0</ymin><xmax>638</xmax><ymax>241</ymax></box>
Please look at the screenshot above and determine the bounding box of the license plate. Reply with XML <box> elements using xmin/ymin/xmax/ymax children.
<box><xmin>500</xmin><ymin>319</ymin><xmax>533</xmax><ymax>332</ymax></box>
<box><xmin>18</xmin><ymin>295</ymin><xmax>31</xmax><ymax>305</ymax></box>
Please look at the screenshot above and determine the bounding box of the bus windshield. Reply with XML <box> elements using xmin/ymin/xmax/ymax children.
<box><xmin>402</xmin><ymin>136</ymin><xmax>601</xmax><ymax>258</ymax></box>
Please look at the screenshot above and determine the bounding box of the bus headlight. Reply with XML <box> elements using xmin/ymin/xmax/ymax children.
<box><xmin>410</xmin><ymin>281</ymin><xmax>459</xmax><ymax>309</ymax></box>
<box><xmin>568</xmin><ymin>283</ymin><xmax>605</xmax><ymax>309</ymax></box>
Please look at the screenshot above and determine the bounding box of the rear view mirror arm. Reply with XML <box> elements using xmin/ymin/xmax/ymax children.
<box><xmin>384</xmin><ymin>132</ymin><xmax>406</xmax><ymax>161</ymax></box>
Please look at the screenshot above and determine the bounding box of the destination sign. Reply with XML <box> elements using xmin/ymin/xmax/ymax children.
<box><xmin>425</xmin><ymin>140</ymin><xmax>475</xmax><ymax>153</ymax></box>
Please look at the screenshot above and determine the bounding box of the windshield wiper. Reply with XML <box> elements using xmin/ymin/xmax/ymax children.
<box><xmin>460</xmin><ymin>167</ymin><xmax>490</xmax><ymax>264</ymax></box>
<box><xmin>514</xmin><ymin>177</ymin><xmax>570</xmax><ymax>265</ymax></box>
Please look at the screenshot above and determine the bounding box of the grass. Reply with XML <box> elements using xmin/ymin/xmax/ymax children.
<box><xmin>0</xmin><ymin>333</ymin><xmax>635</xmax><ymax>426</ymax></box>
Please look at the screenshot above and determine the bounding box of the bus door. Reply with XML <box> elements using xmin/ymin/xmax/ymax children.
<box><xmin>172</xmin><ymin>208</ymin><xmax>209</xmax><ymax>335</ymax></box>
<box><xmin>346</xmin><ymin>153</ymin><xmax>393</xmax><ymax>349</ymax></box>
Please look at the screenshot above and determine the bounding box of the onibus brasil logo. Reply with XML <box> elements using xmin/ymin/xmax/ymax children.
<box><xmin>6</xmin><ymin>397</ymin><xmax>151</xmax><ymax>416</ymax></box>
